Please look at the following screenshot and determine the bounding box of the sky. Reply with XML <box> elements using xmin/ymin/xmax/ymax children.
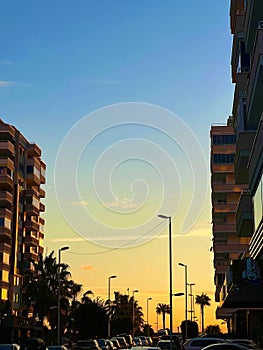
<box><xmin>0</xmin><ymin>0</ymin><xmax>234</xmax><ymax>333</ymax></box>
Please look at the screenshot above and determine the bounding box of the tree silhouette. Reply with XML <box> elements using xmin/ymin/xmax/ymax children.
<box><xmin>156</xmin><ymin>303</ymin><xmax>170</xmax><ymax>330</ymax></box>
<box><xmin>195</xmin><ymin>293</ymin><xmax>211</xmax><ymax>332</ymax></box>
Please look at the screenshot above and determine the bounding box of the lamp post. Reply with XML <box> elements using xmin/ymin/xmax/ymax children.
<box><xmin>108</xmin><ymin>275</ymin><xmax>117</xmax><ymax>338</ymax></box>
<box><xmin>178</xmin><ymin>263</ymin><xmax>188</xmax><ymax>340</ymax></box>
<box><xmin>57</xmin><ymin>246</ymin><xmax>69</xmax><ymax>345</ymax></box>
<box><xmin>158</xmin><ymin>215</ymin><xmax>173</xmax><ymax>350</ymax></box>
<box><xmin>188</xmin><ymin>283</ymin><xmax>195</xmax><ymax>322</ymax></box>
<box><xmin>132</xmin><ymin>289</ymin><xmax>139</xmax><ymax>337</ymax></box>
<box><xmin>147</xmin><ymin>297</ymin><xmax>152</xmax><ymax>336</ymax></box>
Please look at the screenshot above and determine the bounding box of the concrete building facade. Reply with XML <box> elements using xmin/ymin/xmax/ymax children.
<box><xmin>0</xmin><ymin>119</ymin><xmax>45</xmax><ymax>339</ymax></box>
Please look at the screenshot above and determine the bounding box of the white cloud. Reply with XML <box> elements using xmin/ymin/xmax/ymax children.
<box><xmin>71</xmin><ymin>200</ymin><xmax>89</xmax><ymax>207</ymax></box>
<box><xmin>0</xmin><ymin>80</ymin><xmax>27</xmax><ymax>87</ymax></box>
<box><xmin>0</xmin><ymin>61</ymin><xmax>13</xmax><ymax>65</ymax></box>
<box><xmin>105</xmin><ymin>197</ymin><xmax>139</xmax><ymax>209</ymax></box>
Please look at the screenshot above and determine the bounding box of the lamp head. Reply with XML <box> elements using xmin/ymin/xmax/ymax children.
<box><xmin>110</xmin><ymin>275</ymin><xmax>117</xmax><ymax>279</ymax></box>
<box><xmin>178</xmin><ymin>262</ymin><xmax>186</xmax><ymax>267</ymax></box>
<box><xmin>60</xmin><ymin>246</ymin><xmax>70</xmax><ymax>252</ymax></box>
<box><xmin>173</xmin><ymin>292</ymin><xmax>184</xmax><ymax>296</ymax></box>
<box><xmin>158</xmin><ymin>214</ymin><xmax>170</xmax><ymax>219</ymax></box>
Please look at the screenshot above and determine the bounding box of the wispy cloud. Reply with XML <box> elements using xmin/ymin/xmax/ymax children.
<box><xmin>105</xmin><ymin>197</ymin><xmax>139</xmax><ymax>209</ymax></box>
<box><xmin>0</xmin><ymin>80</ymin><xmax>28</xmax><ymax>87</ymax></box>
<box><xmin>82</xmin><ymin>79</ymin><xmax>122</xmax><ymax>85</ymax></box>
<box><xmin>0</xmin><ymin>61</ymin><xmax>13</xmax><ymax>65</ymax></box>
<box><xmin>72</xmin><ymin>200</ymin><xmax>89</xmax><ymax>207</ymax></box>
<box><xmin>50</xmin><ymin>237</ymin><xmax>86</xmax><ymax>243</ymax></box>
<box><xmin>82</xmin><ymin>265</ymin><xmax>93</xmax><ymax>270</ymax></box>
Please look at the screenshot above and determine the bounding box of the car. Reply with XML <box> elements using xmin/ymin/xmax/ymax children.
<box><xmin>109</xmin><ymin>340</ymin><xmax>121</xmax><ymax>350</ymax></box>
<box><xmin>48</xmin><ymin>347</ymin><xmax>69</xmax><ymax>350</ymax></box>
<box><xmin>23</xmin><ymin>338</ymin><xmax>47</xmax><ymax>350</ymax></box>
<box><xmin>133</xmin><ymin>338</ymin><xmax>142</xmax><ymax>347</ymax></box>
<box><xmin>201</xmin><ymin>343</ymin><xmax>251</xmax><ymax>350</ymax></box>
<box><xmin>0</xmin><ymin>345</ymin><xmax>20</xmax><ymax>350</ymax></box>
<box><xmin>182</xmin><ymin>338</ymin><xmax>226</xmax><ymax>350</ymax></box>
<box><xmin>74</xmin><ymin>340</ymin><xmax>102</xmax><ymax>350</ymax></box>
<box><xmin>105</xmin><ymin>340</ymin><xmax>116</xmax><ymax>350</ymax></box>
<box><xmin>157</xmin><ymin>340</ymin><xmax>178</xmax><ymax>350</ymax></box>
<box><xmin>161</xmin><ymin>335</ymin><xmax>181</xmax><ymax>350</ymax></box>
<box><xmin>96</xmin><ymin>340</ymin><xmax>109</xmax><ymax>350</ymax></box>
<box><xmin>111</xmin><ymin>338</ymin><xmax>128</xmax><ymax>349</ymax></box>
<box><xmin>226</xmin><ymin>340</ymin><xmax>258</xmax><ymax>349</ymax></box>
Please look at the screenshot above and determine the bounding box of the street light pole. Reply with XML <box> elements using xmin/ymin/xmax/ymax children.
<box><xmin>108</xmin><ymin>275</ymin><xmax>117</xmax><ymax>338</ymax></box>
<box><xmin>147</xmin><ymin>297</ymin><xmax>152</xmax><ymax>337</ymax></box>
<box><xmin>158</xmin><ymin>215</ymin><xmax>173</xmax><ymax>350</ymax></box>
<box><xmin>57</xmin><ymin>246</ymin><xmax>69</xmax><ymax>345</ymax></box>
<box><xmin>132</xmin><ymin>289</ymin><xmax>139</xmax><ymax>337</ymax></box>
<box><xmin>188</xmin><ymin>283</ymin><xmax>195</xmax><ymax>322</ymax></box>
<box><xmin>178</xmin><ymin>263</ymin><xmax>188</xmax><ymax>340</ymax></box>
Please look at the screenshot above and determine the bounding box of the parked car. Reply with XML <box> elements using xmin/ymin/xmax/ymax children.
<box><xmin>161</xmin><ymin>335</ymin><xmax>181</xmax><ymax>350</ymax></box>
<box><xmin>133</xmin><ymin>338</ymin><xmax>142</xmax><ymax>347</ymax></box>
<box><xmin>105</xmin><ymin>341</ymin><xmax>116</xmax><ymax>350</ymax></box>
<box><xmin>226</xmin><ymin>340</ymin><xmax>258</xmax><ymax>349</ymax></box>
<box><xmin>23</xmin><ymin>338</ymin><xmax>47</xmax><ymax>350</ymax></box>
<box><xmin>0</xmin><ymin>345</ymin><xmax>20</xmax><ymax>350</ymax></box>
<box><xmin>111</xmin><ymin>338</ymin><xmax>128</xmax><ymax>349</ymax></box>
<box><xmin>201</xmin><ymin>343</ymin><xmax>250</xmax><ymax>350</ymax></box>
<box><xmin>74</xmin><ymin>340</ymin><xmax>101</xmax><ymax>350</ymax></box>
<box><xmin>48</xmin><ymin>346</ymin><xmax>69</xmax><ymax>350</ymax></box>
<box><xmin>157</xmin><ymin>340</ymin><xmax>178</xmax><ymax>350</ymax></box>
<box><xmin>96</xmin><ymin>340</ymin><xmax>109</xmax><ymax>350</ymax></box>
<box><xmin>110</xmin><ymin>340</ymin><xmax>121</xmax><ymax>350</ymax></box>
<box><xmin>183</xmin><ymin>338</ymin><xmax>226</xmax><ymax>350</ymax></box>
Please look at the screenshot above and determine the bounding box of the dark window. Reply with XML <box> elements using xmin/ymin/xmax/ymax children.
<box><xmin>212</xmin><ymin>135</ymin><xmax>236</xmax><ymax>144</ymax></box>
<box><xmin>214</xmin><ymin>154</ymin><xmax>235</xmax><ymax>164</ymax></box>
<box><xmin>26</xmin><ymin>165</ymin><xmax>33</xmax><ymax>174</ymax></box>
<box><xmin>0</xmin><ymin>218</ymin><xmax>4</xmax><ymax>226</ymax></box>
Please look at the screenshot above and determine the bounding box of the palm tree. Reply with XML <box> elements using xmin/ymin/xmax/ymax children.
<box><xmin>195</xmin><ymin>293</ymin><xmax>211</xmax><ymax>332</ymax></box>
<box><xmin>156</xmin><ymin>303</ymin><xmax>170</xmax><ymax>330</ymax></box>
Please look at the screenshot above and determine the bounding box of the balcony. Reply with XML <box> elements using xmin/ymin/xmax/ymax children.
<box><xmin>39</xmin><ymin>202</ymin><xmax>45</xmax><ymax>212</ymax></box>
<box><xmin>246</xmin><ymin>28</ymin><xmax>263</xmax><ymax>129</ymax></box>
<box><xmin>235</xmin><ymin>131</ymin><xmax>256</xmax><ymax>184</ymax></box>
<box><xmin>39</xmin><ymin>188</ymin><xmax>45</xmax><ymax>198</ymax></box>
<box><xmin>0</xmin><ymin>227</ymin><xmax>12</xmax><ymax>243</ymax></box>
<box><xmin>211</xmin><ymin>164</ymin><xmax>235</xmax><ymax>174</ymax></box>
<box><xmin>0</xmin><ymin>190</ymin><xmax>13</xmax><ymax>207</ymax></box>
<box><xmin>0</xmin><ymin>141</ymin><xmax>15</xmax><ymax>157</ymax></box>
<box><xmin>27</xmin><ymin>143</ymin><xmax>41</xmax><ymax>157</ymax></box>
<box><xmin>211</xmin><ymin>144</ymin><xmax>236</xmax><ymax>154</ymax></box>
<box><xmin>24</xmin><ymin>220</ymin><xmax>39</xmax><ymax>231</ymax></box>
<box><xmin>230</xmin><ymin>0</ymin><xmax>244</xmax><ymax>34</ymax></box>
<box><xmin>214</xmin><ymin>242</ymin><xmax>249</xmax><ymax>253</ymax></box>
<box><xmin>213</xmin><ymin>223</ymin><xmax>236</xmax><ymax>233</ymax></box>
<box><xmin>248</xmin><ymin>117</ymin><xmax>263</xmax><ymax>193</ymax></box>
<box><xmin>212</xmin><ymin>182</ymin><xmax>246</xmax><ymax>193</ymax></box>
<box><xmin>236</xmin><ymin>191</ymin><xmax>254</xmax><ymax>237</ymax></box>
<box><xmin>0</xmin><ymin>242</ymin><xmax>11</xmax><ymax>254</ymax></box>
<box><xmin>244</xmin><ymin>0</ymin><xmax>263</xmax><ymax>53</ymax></box>
<box><xmin>232</xmin><ymin>72</ymin><xmax>247</xmax><ymax>118</ymax></box>
<box><xmin>0</xmin><ymin>208</ymin><xmax>12</xmax><ymax>219</ymax></box>
<box><xmin>0</xmin><ymin>157</ymin><xmax>14</xmax><ymax>170</ymax></box>
<box><xmin>0</xmin><ymin>122</ymin><xmax>15</xmax><ymax>140</ymax></box>
<box><xmin>213</xmin><ymin>202</ymin><xmax>238</xmax><ymax>213</ymax></box>
<box><xmin>25</xmin><ymin>203</ymin><xmax>39</xmax><ymax>216</ymax></box>
<box><xmin>24</xmin><ymin>236</ymin><xmax>39</xmax><ymax>246</ymax></box>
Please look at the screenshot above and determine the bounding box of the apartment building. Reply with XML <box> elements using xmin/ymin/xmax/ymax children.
<box><xmin>0</xmin><ymin>119</ymin><xmax>45</xmax><ymax>340</ymax></box>
<box><xmin>210</xmin><ymin>0</ymin><xmax>263</xmax><ymax>337</ymax></box>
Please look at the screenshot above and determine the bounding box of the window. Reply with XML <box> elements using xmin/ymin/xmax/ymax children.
<box><xmin>213</xmin><ymin>154</ymin><xmax>235</xmax><ymax>164</ymax></box>
<box><xmin>26</xmin><ymin>165</ymin><xmax>33</xmax><ymax>174</ymax></box>
<box><xmin>1</xmin><ymin>288</ymin><xmax>8</xmax><ymax>301</ymax></box>
<box><xmin>212</xmin><ymin>135</ymin><xmax>236</xmax><ymax>145</ymax></box>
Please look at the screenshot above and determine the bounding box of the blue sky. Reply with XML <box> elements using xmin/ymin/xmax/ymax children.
<box><xmin>1</xmin><ymin>0</ymin><xmax>233</xmax><ymax>330</ymax></box>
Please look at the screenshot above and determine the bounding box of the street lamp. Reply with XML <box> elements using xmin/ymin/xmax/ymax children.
<box><xmin>147</xmin><ymin>297</ymin><xmax>152</xmax><ymax>336</ymax></box>
<box><xmin>108</xmin><ymin>275</ymin><xmax>117</xmax><ymax>338</ymax></box>
<box><xmin>158</xmin><ymin>214</ymin><xmax>173</xmax><ymax>350</ymax></box>
<box><xmin>57</xmin><ymin>246</ymin><xmax>69</xmax><ymax>345</ymax></box>
<box><xmin>178</xmin><ymin>263</ymin><xmax>188</xmax><ymax>340</ymax></box>
<box><xmin>132</xmin><ymin>289</ymin><xmax>139</xmax><ymax>337</ymax></box>
<box><xmin>188</xmin><ymin>283</ymin><xmax>195</xmax><ymax>322</ymax></box>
